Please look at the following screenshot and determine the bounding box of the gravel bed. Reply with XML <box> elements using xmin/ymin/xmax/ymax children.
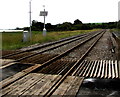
<box><xmin>2</xmin><ymin>30</ymin><xmax>116</xmax><ymax>64</ymax></box>
<box><xmin>20</xmin><ymin>53</ymin><xmax>58</xmax><ymax>64</ymax></box>
<box><xmin>62</xmin><ymin>34</ymin><xmax>101</xmax><ymax>61</ymax></box>
<box><xmin>19</xmin><ymin>33</ymin><xmax>86</xmax><ymax>51</ymax></box>
<box><xmin>33</xmin><ymin>33</ymin><xmax>102</xmax><ymax>74</ymax></box>
<box><xmin>85</xmin><ymin>30</ymin><xmax>117</xmax><ymax>61</ymax></box>
<box><xmin>2</xmin><ymin>50</ymin><xmax>17</xmax><ymax>56</ymax></box>
<box><xmin>43</xmin><ymin>33</ymin><xmax>97</xmax><ymax>55</ymax></box>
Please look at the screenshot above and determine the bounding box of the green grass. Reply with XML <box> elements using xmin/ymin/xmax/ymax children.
<box><xmin>1</xmin><ymin>29</ymin><xmax>99</xmax><ymax>50</ymax></box>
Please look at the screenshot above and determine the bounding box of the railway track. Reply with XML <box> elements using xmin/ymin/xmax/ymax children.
<box><xmin>1</xmin><ymin>29</ymin><xmax>107</xmax><ymax>97</ymax></box>
<box><xmin>2</xmin><ymin>30</ymin><xmax>98</xmax><ymax>59</ymax></box>
<box><xmin>41</xmin><ymin>31</ymin><xmax>106</xmax><ymax>97</ymax></box>
<box><xmin>1</xmin><ymin>30</ymin><xmax>105</xmax><ymax>89</ymax></box>
<box><xmin>1</xmin><ymin>29</ymin><xmax>120</xmax><ymax>96</ymax></box>
<box><xmin>1</xmin><ymin>30</ymin><xmax>102</xmax><ymax>68</ymax></box>
<box><xmin>72</xmin><ymin>60</ymin><xmax>119</xmax><ymax>79</ymax></box>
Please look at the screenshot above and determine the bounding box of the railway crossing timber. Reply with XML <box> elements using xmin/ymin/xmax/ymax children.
<box><xmin>1</xmin><ymin>29</ymin><xmax>120</xmax><ymax>96</ymax></box>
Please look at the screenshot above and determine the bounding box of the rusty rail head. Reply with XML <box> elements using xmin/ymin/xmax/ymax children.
<box><xmin>1</xmin><ymin>30</ymin><xmax>105</xmax><ymax>90</ymax></box>
<box><xmin>2</xmin><ymin>33</ymin><xmax>87</xmax><ymax>59</ymax></box>
<box><xmin>43</xmin><ymin>31</ymin><xmax>105</xmax><ymax>96</ymax></box>
<box><xmin>1</xmin><ymin>30</ymin><xmax>103</xmax><ymax>69</ymax></box>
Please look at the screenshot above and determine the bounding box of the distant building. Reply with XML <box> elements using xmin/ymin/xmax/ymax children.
<box><xmin>0</xmin><ymin>30</ymin><xmax>23</xmax><ymax>32</ymax></box>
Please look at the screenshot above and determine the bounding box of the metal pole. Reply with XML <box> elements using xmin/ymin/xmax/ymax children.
<box><xmin>29</xmin><ymin>0</ymin><xmax>32</xmax><ymax>40</ymax></box>
<box><xmin>43</xmin><ymin>6</ymin><xmax>46</xmax><ymax>36</ymax></box>
<box><xmin>44</xmin><ymin>8</ymin><xmax>45</xmax><ymax>29</ymax></box>
<box><xmin>118</xmin><ymin>2</ymin><xmax>120</xmax><ymax>29</ymax></box>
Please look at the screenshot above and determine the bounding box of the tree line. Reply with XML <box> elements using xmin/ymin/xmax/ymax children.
<box><xmin>22</xmin><ymin>19</ymin><xmax>119</xmax><ymax>31</ymax></box>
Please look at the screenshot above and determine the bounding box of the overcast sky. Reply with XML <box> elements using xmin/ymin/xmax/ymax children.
<box><xmin>0</xmin><ymin>0</ymin><xmax>120</xmax><ymax>29</ymax></box>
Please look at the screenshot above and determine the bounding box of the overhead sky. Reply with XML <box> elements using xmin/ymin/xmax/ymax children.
<box><xmin>0</xmin><ymin>0</ymin><xmax>120</xmax><ymax>29</ymax></box>
<box><xmin>118</xmin><ymin>1</ymin><xmax>120</xmax><ymax>20</ymax></box>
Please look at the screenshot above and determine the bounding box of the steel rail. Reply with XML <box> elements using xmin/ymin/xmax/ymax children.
<box><xmin>0</xmin><ymin>30</ymin><xmax>104</xmax><ymax>89</ymax></box>
<box><xmin>2</xmin><ymin>31</ymin><xmax>91</xmax><ymax>59</ymax></box>
<box><xmin>2</xmin><ymin>30</ymin><xmax>101</xmax><ymax>59</ymax></box>
<box><xmin>43</xmin><ymin>30</ymin><xmax>105</xmax><ymax>97</ymax></box>
<box><xmin>1</xmin><ymin>30</ymin><xmax>103</xmax><ymax>68</ymax></box>
<box><xmin>1</xmin><ymin>34</ymin><xmax>88</xmax><ymax>67</ymax></box>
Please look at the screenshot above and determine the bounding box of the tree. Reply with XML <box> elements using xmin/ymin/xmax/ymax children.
<box><xmin>46</xmin><ymin>23</ymin><xmax>53</xmax><ymax>31</ymax></box>
<box><xmin>74</xmin><ymin>19</ymin><xmax>82</xmax><ymax>25</ymax></box>
<box><xmin>56</xmin><ymin>22</ymin><xmax>72</xmax><ymax>31</ymax></box>
<box><xmin>32</xmin><ymin>20</ymin><xmax>44</xmax><ymax>31</ymax></box>
<box><xmin>118</xmin><ymin>20</ymin><xmax>120</xmax><ymax>29</ymax></box>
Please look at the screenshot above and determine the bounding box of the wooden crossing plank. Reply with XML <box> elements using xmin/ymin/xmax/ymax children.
<box><xmin>52</xmin><ymin>76</ymin><xmax>84</xmax><ymax>96</ymax></box>
<box><xmin>80</xmin><ymin>60</ymin><xmax>120</xmax><ymax>79</ymax></box>
<box><xmin>2</xmin><ymin>60</ymin><xmax>120</xmax><ymax>96</ymax></box>
<box><xmin>111</xmin><ymin>60</ymin><xmax>115</xmax><ymax>79</ymax></box>
<box><xmin>72</xmin><ymin>61</ymin><xmax>85</xmax><ymax>76</ymax></box>
<box><xmin>0</xmin><ymin>62</ymin><xmax>18</xmax><ymax>69</ymax></box>
<box><xmin>115</xmin><ymin>60</ymin><xmax>118</xmax><ymax>78</ymax></box>
<box><xmin>1</xmin><ymin>73</ymin><xmax>36</xmax><ymax>96</ymax></box>
<box><xmin>86</xmin><ymin>61</ymin><xmax>94</xmax><ymax>77</ymax></box>
<box><xmin>118</xmin><ymin>61</ymin><xmax>120</xmax><ymax>78</ymax></box>
<box><xmin>3</xmin><ymin>74</ymin><xmax>83</xmax><ymax>96</ymax></box>
<box><xmin>22</xmin><ymin>74</ymin><xmax>61</xmax><ymax>96</ymax></box>
<box><xmin>63</xmin><ymin>77</ymin><xmax>84</xmax><ymax>96</ymax></box>
<box><xmin>97</xmin><ymin>60</ymin><xmax>103</xmax><ymax>78</ymax></box>
<box><xmin>77</xmin><ymin>60</ymin><xmax>119</xmax><ymax>79</ymax></box>
<box><xmin>0</xmin><ymin>59</ymin><xmax>15</xmax><ymax>67</ymax></box>
<box><xmin>33</xmin><ymin>75</ymin><xmax>61</xmax><ymax>95</ymax></box>
<box><xmin>82</xmin><ymin>61</ymin><xmax>92</xmax><ymax>77</ymax></box>
<box><xmin>90</xmin><ymin>60</ymin><xmax>97</xmax><ymax>77</ymax></box>
<box><xmin>52</xmin><ymin>76</ymin><xmax>76</xmax><ymax>95</ymax></box>
<box><xmin>104</xmin><ymin>60</ymin><xmax>108</xmax><ymax>78</ymax></box>
<box><xmin>0</xmin><ymin>64</ymin><xmax>43</xmax><ymax>88</ymax></box>
<box><xmin>79</xmin><ymin>61</ymin><xmax>89</xmax><ymax>76</ymax></box>
<box><xmin>101</xmin><ymin>60</ymin><xmax>105</xmax><ymax>78</ymax></box>
<box><xmin>7</xmin><ymin>73</ymin><xmax>45</xmax><ymax>95</ymax></box>
<box><xmin>2</xmin><ymin>73</ymin><xmax>61</xmax><ymax>96</ymax></box>
<box><xmin>76</xmin><ymin>60</ymin><xmax>119</xmax><ymax>79</ymax></box>
<box><xmin>0</xmin><ymin>72</ymin><xmax>25</xmax><ymax>88</ymax></box>
<box><xmin>108</xmin><ymin>60</ymin><xmax>112</xmax><ymax>78</ymax></box>
<box><xmin>93</xmin><ymin>60</ymin><xmax>100</xmax><ymax>77</ymax></box>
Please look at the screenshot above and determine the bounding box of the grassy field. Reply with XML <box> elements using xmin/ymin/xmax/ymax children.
<box><xmin>1</xmin><ymin>29</ymin><xmax>99</xmax><ymax>50</ymax></box>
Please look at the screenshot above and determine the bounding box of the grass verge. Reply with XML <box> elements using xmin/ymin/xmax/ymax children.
<box><xmin>2</xmin><ymin>29</ymin><xmax>99</xmax><ymax>50</ymax></box>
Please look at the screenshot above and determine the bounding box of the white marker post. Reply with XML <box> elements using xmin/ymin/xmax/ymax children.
<box><xmin>40</xmin><ymin>5</ymin><xmax>48</xmax><ymax>36</ymax></box>
<box><xmin>23</xmin><ymin>31</ymin><xmax>29</xmax><ymax>42</ymax></box>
